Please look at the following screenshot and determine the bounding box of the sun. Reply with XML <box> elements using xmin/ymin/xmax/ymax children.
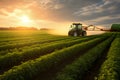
<box><xmin>20</xmin><ymin>15</ymin><xmax>31</xmax><ymax>23</ymax></box>
<box><xmin>18</xmin><ymin>15</ymin><xmax>33</xmax><ymax>26</ymax></box>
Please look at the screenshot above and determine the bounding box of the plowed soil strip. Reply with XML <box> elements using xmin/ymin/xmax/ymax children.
<box><xmin>83</xmin><ymin>44</ymin><xmax>111</xmax><ymax>80</ymax></box>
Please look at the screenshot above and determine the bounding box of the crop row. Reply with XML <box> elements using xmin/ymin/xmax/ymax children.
<box><xmin>0</xmin><ymin>33</ymin><xmax>112</xmax><ymax>52</ymax></box>
<box><xmin>55</xmin><ymin>35</ymin><xmax>114</xmax><ymax>80</ymax></box>
<box><xmin>0</xmin><ymin>36</ymin><xmax>73</xmax><ymax>51</ymax></box>
<box><xmin>0</xmin><ymin>36</ymin><xmax>108</xmax><ymax>80</ymax></box>
<box><xmin>0</xmin><ymin>35</ymin><xmax>45</xmax><ymax>43</ymax></box>
<box><xmin>0</xmin><ymin>34</ymin><xmax>68</xmax><ymax>46</ymax></box>
<box><xmin>0</xmin><ymin>33</ymin><xmax>53</xmax><ymax>42</ymax></box>
<box><xmin>0</xmin><ymin>32</ymin><xmax>69</xmax><ymax>45</ymax></box>
<box><xmin>0</xmin><ymin>33</ymin><xmax>112</xmax><ymax>50</ymax></box>
<box><xmin>97</xmin><ymin>36</ymin><xmax>120</xmax><ymax>80</ymax></box>
<box><xmin>0</xmin><ymin>31</ymin><xmax>53</xmax><ymax>39</ymax></box>
<box><xmin>0</xmin><ymin>37</ymin><xmax>77</xmax><ymax>56</ymax></box>
<box><xmin>0</xmin><ymin>32</ymin><xmax>112</xmax><ymax>45</ymax></box>
<box><xmin>0</xmin><ymin>36</ymin><xmax>99</xmax><ymax>73</ymax></box>
<box><xmin>0</xmin><ymin>34</ymin><xmax>104</xmax><ymax>56</ymax></box>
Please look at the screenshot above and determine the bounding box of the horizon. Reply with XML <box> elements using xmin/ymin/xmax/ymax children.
<box><xmin>0</xmin><ymin>0</ymin><xmax>120</xmax><ymax>34</ymax></box>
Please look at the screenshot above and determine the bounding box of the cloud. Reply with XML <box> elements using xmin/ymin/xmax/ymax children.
<box><xmin>0</xmin><ymin>0</ymin><xmax>120</xmax><ymax>27</ymax></box>
<box><xmin>72</xmin><ymin>0</ymin><xmax>120</xmax><ymax>26</ymax></box>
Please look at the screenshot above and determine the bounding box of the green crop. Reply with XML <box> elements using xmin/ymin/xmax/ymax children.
<box><xmin>97</xmin><ymin>37</ymin><xmax>120</xmax><ymax>80</ymax></box>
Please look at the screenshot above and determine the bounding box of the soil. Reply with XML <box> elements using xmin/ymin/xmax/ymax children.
<box><xmin>82</xmin><ymin>42</ymin><xmax>112</xmax><ymax>80</ymax></box>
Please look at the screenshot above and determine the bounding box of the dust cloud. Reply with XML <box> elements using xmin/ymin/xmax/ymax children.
<box><xmin>48</xmin><ymin>29</ymin><xmax>68</xmax><ymax>36</ymax></box>
<box><xmin>48</xmin><ymin>29</ymin><xmax>106</xmax><ymax>36</ymax></box>
<box><xmin>86</xmin><ymin>31</ymin><xmax>106</xmax><ymax>36</ymax></box>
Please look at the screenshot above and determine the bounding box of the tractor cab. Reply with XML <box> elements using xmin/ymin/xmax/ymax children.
<box><xmin>68</xmin><ymin>23</ymin><xmax>86</xmax><ymax>36</ymax></box>
<box><xmin>70</xmin><ymin>23</ymin><xmax>82</xmax><ymax>30</ymax></box>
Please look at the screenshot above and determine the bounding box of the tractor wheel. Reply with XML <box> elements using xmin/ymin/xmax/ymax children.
<box><xmin>68</xmin><ymin>34</ymin><xmax>72</xmax><ymax>36</ymax></box>
<box><xmin>82</xmin><ymin>31</ymin><xmax>87</xmax><ymax>36</ymax></box>
<box><xmin>73</xmin><ymin>32</ymin><xmax>78</xmax><ymax>36</ymax></box>
<box><xmin>68</xmin><ymin>32</ymin><xmax>72</xmax><ymax>36</ymax></box>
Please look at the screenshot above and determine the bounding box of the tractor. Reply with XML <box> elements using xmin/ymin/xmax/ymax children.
<box><xmin>68</xmin><ymin>23</ymin><xmax>92</xmax><ymax>36</ymax></box>
<box><xmin>68</xmin><ymin>23</ymin><xmax>120</xmax><ymax>36</ymax></box>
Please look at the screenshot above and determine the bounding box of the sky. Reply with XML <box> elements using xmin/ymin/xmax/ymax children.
<box><xmin>0</xmin><ymin>0</ymin><xmax>120</xmax><ymax>30</ymax></box>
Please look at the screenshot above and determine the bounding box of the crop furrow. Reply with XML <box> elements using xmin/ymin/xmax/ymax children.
<box><xmin>0</xmin><ymin>37</ymin><xmax>77</xmax><ymax>55</ymax></box>
<box><xmin>0</xmin><ymin>36</ymin><xmax>98</xmax><ymax>74</ymax></box>
<box><xmin>97</xmin><ymin>36</ymin><xmax>120</xmax><ymax>80</ymax></box>
<box><xmin>82</xmin><ymin>37</ymin><xmax>115</xmax><ymax>80</ymax></box>
<box><xmin>55</xmin><ymin>35</ymin><xmax>114</xmax><ymax>80</ymax></box>
<box><xmin>0</xmin><ymin>34</ymin><xmax>104</xmax><ymax>55</ymax></box>
<box><xmin>0</xmin><ymin>37</ymin><xmax>72</xmax><ymax>51</ymax></box>
<box><xmin>0</xmin><ymin>36</ymin><xmax>108</xmax><ymax>80</ymax></box>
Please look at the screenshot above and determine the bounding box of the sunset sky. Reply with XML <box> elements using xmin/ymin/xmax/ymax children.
<box><xmin>0</xmin><ymin>0</ymin><xmax>120</xmax><ymax>30</ymax></box>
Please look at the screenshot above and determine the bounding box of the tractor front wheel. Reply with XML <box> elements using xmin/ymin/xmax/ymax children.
<box><xmin>82</xmin><ymin>31</ymin><xmax>87</xmax><ymax>36</ymax></box>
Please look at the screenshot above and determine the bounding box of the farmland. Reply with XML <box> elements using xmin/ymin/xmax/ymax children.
<box><xmin>0</xmin><ymin>30</ymin><xmax>120</xmax><ymax>80</ymax></box>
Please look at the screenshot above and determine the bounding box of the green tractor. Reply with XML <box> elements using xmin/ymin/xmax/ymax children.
<box><xmin>68</xmin><ymin>23</ymin><xmax>87</xmax><ymax>36</ymax></box>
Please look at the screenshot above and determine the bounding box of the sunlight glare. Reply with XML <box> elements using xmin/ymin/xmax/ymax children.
<box><xmin>21</xmin><ymin>15</ymin><xmax>31</xmax><ymax>23</ymax></box>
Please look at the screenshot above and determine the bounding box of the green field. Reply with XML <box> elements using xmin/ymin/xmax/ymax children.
<box><xmin>0</xmin><ymin>31</ymin><xmax>120</xmax><ymax>80</ymax></box>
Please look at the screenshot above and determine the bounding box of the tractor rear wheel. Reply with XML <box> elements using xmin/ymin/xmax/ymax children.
<box><xmin>82</xmin><ymin>31</ymin><xmax>87</xmax><ymax>36</ymax></box>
